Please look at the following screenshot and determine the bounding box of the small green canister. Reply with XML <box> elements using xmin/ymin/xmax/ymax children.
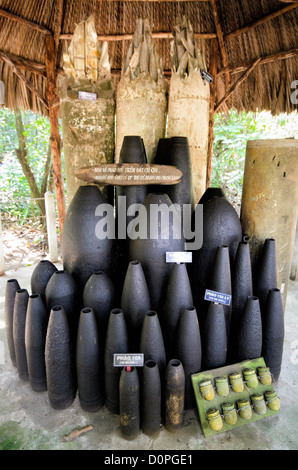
<box><xmin>257</xmin><ymin>366</ymin><xmax>272</xmax><ymax>385</ymax></box>
<box><xmin>251</xmin><ymin>393</ymin><xmax>267</xmax><ymax>415</ymax></box>
<box><xmin>237</xmin><ymin>399</ymin><xmax>252</xmax><ymax>420</ymax></box>
<box><xmin>229</xmin><ymin>372</ymin><xmax>244</xmax><ymax>392</ymax></box>
<box><xmin>207</xmin><ymin>408</ymin><xmax>223</xmax><ymax>431</ymax></box>
<box><xmin>222</xmin><ymin>402</ymin><xmax>237</xmax><ymax>425</ymax></box>
<box><xmin>243</xmin><ymin>368</ymin><xmax>259</xmax><ymax>389</ymax></box>
<box><xmin>215</xmin><ymin>376</ymin><xmax>229</xmax><ymax>396</ymax></box>
<box><xmin>199</xmin><ymin>379</ymin><xmax>215</xmax><ymax>401</ymax></box>
<box><xmin>265</xmin><ymin>390</ymin><xmax>280</xmax><ymax>411</ymax></box>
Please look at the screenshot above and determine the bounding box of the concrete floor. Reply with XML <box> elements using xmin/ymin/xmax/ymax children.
<box><xmin>0</xmin><ymin>261</ymin><xmax>297</xmax><ymax>452</ymax></box>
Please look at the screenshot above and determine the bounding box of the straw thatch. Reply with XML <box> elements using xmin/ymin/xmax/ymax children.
<box><xmin>0</xmin><ymin>0</ymin><xmax>297</xmax><ymax>116</ymax></box>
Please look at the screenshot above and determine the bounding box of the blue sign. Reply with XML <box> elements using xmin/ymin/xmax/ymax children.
<box><xmin>204</xmin><ymin>289</ymin><xmax>232</xmax><ymax>306</ymax></box>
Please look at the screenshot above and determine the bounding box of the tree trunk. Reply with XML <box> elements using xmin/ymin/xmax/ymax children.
<box><xmin>14</xmin><ymin>108</ymin><xmax>46</xmax><ymax>219</ymax></box>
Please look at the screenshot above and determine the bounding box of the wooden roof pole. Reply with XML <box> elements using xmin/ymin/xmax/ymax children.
<box><xmin>215</xmin><ymin>58</ymin><xmax>261</xmax><ymax>113</ymax></box>
<box><xmin>45</xmin><ymin>34</ymin><xmax>66</xmax><ymax>239</ymax></box>
<box><xmin>225</xmin><ymin>3</ymin><xmax>298</xmax><ymax>40</ymax></box>
<box><xmin>0</xmin><ymin>8</ymin><xmax>52</xmax><ymax>35</ymax></box>
<box><xmin>209</xmin><ymin>0</ymin><xmax>231</xmax><ymax>91</ymax></box>
<box><xmin>206</xmin><ymin>38</ymin><xmax>218</xmax><ymax>189</ymax></box>
<box><xmin>0</xmin><ymin>52</ymin><xmax>49</xmax><ymax>109</ymax></box>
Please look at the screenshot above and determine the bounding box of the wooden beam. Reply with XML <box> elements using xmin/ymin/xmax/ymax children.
<box><xmin>45</xmin><ymin>35</ymin><xmax>66</xmax><ymax>238</ymax></box>
<box><xmin>0</xmin><ymin>50</ymin><xmax>46</xmax><ymax>76</ymax></box>
<box><xmin>214</xmin><ymin>58</ymin><xmax>261</xmax><ymax>113</ymax></box>
<box><xmin>225</xmin><ymin>3</ymin><xmax>298</xmax><ymax>41</ymax></box>
<box><xmin>0</xmin><ymin>8</ymin><xmax>52</xmax><ymax>35</ymax></box>
<box><xmin>60</xmin><ymin>31</ymin><xmax>217</xmax><ymax>41</ymax></box>
<box><xmin>210</xmin><ymin>0</ymin><xmax>231</xmax><ymax>114</ymax></box>
<box><xmin>206</xmin><ymin>38</ymin><xmax>218</xmax><ymax>189</ymax></box>
<box><xmin>217</xmin><ymin>47</ymin><xmax>298</xmax><ymax>76</ymax></box>
<box><xmin>0</xmin><ymin>52</ymin><xmax>49</xmax><ymax>109</ymax></box>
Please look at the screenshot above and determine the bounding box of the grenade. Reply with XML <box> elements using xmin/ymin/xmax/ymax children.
<box><xmin>237</xmin><ymin>399</ymin><xmax>252</xmax><ymax>420</ymax></box>
<box><xmin>199</xmin><ymin>379</ymin><xmax>215</xmax><ymax>401</ymax></box>
<box><xmin>207</xmin><ymin>408</ymin><xmax>223</xmax><ymax>431</ymax></box>
<box><xmin>222</xmin><ymin>402</ymin><xmax>237</xmax><ymax>425</ymax></box>
<box><xmin>251</xmin><ymin>394</ymin><xmax>267</xmax><ymax>415</ymax></box>
<box><xmin>257</xmin><ymin>366</ymin><xmax>272</xmax><ymax>385</ymax></box>
<box><xmin>229</xmin><ymin>372</ymin><xmax>244</xmax><ymax>393</ymax></box>
<box><xmin>243</xmin><ymin>368</ymin><xmax>259</xmax><ymax>389</ymax></box>
<box><xmin>265</xmin><ymin>390</ymin><xmax>280</xmax><ymax>411</ymax></box>
<box><xmin>215</xmin><ymin>376</ymin><xmax>229</xmax><ymax>397</ymax></box>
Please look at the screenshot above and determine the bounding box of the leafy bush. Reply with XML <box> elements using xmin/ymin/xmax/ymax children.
<box><xmin>0</xmin><ymin>108</ymin><xmax>52</xmax><ymax>219</ymax></box>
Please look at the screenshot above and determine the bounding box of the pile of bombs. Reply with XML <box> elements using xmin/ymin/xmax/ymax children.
<box><xmin>3</xmin><ymin>135</ymin><xmax>285</xmax><ymax>440</ymax></box>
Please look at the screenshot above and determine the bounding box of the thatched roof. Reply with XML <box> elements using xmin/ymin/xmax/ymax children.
<box><xmin>0</xmin><ymin>0</ymin><xmax>297</xmax><ymax>116</ymax></box>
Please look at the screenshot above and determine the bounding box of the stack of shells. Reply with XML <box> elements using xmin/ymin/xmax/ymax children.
<box><xmin>4</xmin><ymin>136</ymin><xmax>284</xmax><ymax>440</ymax></box>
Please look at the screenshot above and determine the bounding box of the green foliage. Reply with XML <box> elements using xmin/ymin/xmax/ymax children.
<box><xmin>0</xmin><ymin>108</ymin><xmax>51</xmax><ymax>218</ymax></box>
<box><xmin>211</xmin><ymin>109</ymin><xmax>298</xmax><ymax>200</ymax></box>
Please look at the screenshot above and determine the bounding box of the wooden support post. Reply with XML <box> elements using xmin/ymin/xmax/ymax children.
<box><xmin>214</xmin><ymin>58</ymin><xmax>261</xmax><ymax>113</ymax></box>
<box><xmin>45</xmin><ymin>35</ymin><xmax>66</xmax><ymax>239</ymax></box>
<box><xmin>45</xmin><ymin>191</ymin><xmax>59</xmax><ymax>263</ymax></box>
<box><xmin>206</xmin><ymin>39</ymin><xmax>218</xmax><ymax>189</ymax></box>
<box><xmin>0</xmin><ymin>211</ymin><xmax>5</xmax><ymax>275</ymax></box>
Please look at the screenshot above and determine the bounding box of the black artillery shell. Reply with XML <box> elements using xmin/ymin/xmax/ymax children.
<box><xmin>104</xmin><ymin>308</ymin><xmax>129</xmax><ymax>414</ymax></box>
<box><xmin>4</xmin><ymin>278</ymin><xmax>20</xmax><ymax>367</ymax></box>
<box><xmin>237</xmin><ymin>296</ymin><xmax>262</xmax><ymax>362</ymax></box>
<box><xmin>141</xmin><ymin>360</ymin><xmax>161</xmax><ymax>437</ymax></box>
<box><xmin>25</xmin><ymin>294</ymin><xmax>49</xmax><ymax>392</ymax></box>
<box><xmin>175</xmin><ymin>306</ymin><xmax>201</xmax><ymax>410</ymax></box>
<box><xmin>119</xmin><ymin>367</ymin><xmax>140</xmax><ymax>440</ymax></box>
<box><xmin>262</xmin><ymin>288</ymin><xmax>284</xmax><ymax>382</ymax></box>
<box><xmin>13</xmin><ymin>288</ymin><xmax>29</xmax><ymax>381</ymax></box>
<box><xmin>45</xmin><ymin>306</ymin><xmax>76</xmax><ymax>409</ymax></box>
<box><xmin>203</xmin><ymin>302</ymin><xmax>227</xmax><ymax>370</ymax></box>
<box><xmin>165</xmin><ymin>359</ymin><xmax>185</xmax><ymax>432</ymax></box>
<box><xmin>31</xmin><ymin>259</ymin><xmax>57</xmax><ymax>303</ymax></box>
<box><xmin>76</xmin><ymin>307</ymin><xmax>105</xmax><ymax>412</ymax></box>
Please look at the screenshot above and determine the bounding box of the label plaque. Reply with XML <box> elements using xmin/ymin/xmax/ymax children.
<box><xmin>113</xmin><ymin>353</ymin><xmax>144</xmax><ymax>367</ymax></box>
<box><xmin>204</xmin><ymin>289</ymin><xmax>232</xmax><ymax>306</ymax></box>
<box><xmin>166</xmin><ymin>252</ymin><xmax>192</xmax><ymax>263</ymax></box>
<box><xmin>78</xmin><ymin>91</ymin><xmax>97</xmax><ymax>101</ymax></box>
<box><xmin>75</xmin><ymin>163</ymin><xmax>182</xmax><ymax>186</ymax></box>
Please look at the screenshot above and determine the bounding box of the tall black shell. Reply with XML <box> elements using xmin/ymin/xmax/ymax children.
<box><xmin>13</xmin><ymin>288</ymin><xmax>29</xmax><ymax>381</ymax></box>
<box><xmin>139</xmin><ymin>311</ymin><xmax>166</xmax><ymax>376</ymax></box>
<box><xmin>4</xmin><ymin>278</ymin><xmax>20</xmax><ymax>367</ymax></box>
<box><xmin>45</xmin><ymin>270</ymin><xmax>78</xmax><ymax>344</ymax></box>
<box><xmin>165</xmin><ymin>359</ymin><xmax>185</xmax><ymax>432</ymax></box>
<box><xmin>161</xmin><ymin>262</ymin><xmax>193</xmax><ymax>360</ymax></box>
<box><xmin>189</xmin><ymin>189</ymin><xmax>242</xmax><ymax>322</ymax></box>
<box><xmin>119</xmin><ymin>367</ymin><xmax>140</xmax><ymax>440</ymax></box>
<box><xmin>175</xmin><ymin>306</ymin><xmax>202</xmax><ymax>410</ymax></box>
<box><xmin>25</xmin><ymin>294</ymin><xmax>49</xmax><ymax>392</ymax></box>
<box><xmin>262</xmin><ymin>288</ymin><xmax>284</xmax><ymax>382</ymax></box>
<box><xmin>140</xmin><ymin>360</ymin><xmax>161</xmax><ymax>438</ymax></box>
<box><xmin>45</xmin><ymin>305</ymin><xmax>77</xmax><ymax>409</ymax></box>
<box><xmin>158</xmin><ymin>136</ymin><xmax>193</xmax><ymax>210</ymax></box>
<box><xmin>203</xmin><ymin>302</ymin><xmax>227</xmax><ymax>370</ymax></box>
<box><xmin>76</xmin><ymin>307</ymin><xmax>105</xmax><ymax>412</ymax></box>
<box><xmin>62</xmin><ymin>185</ymin><xmax>115</xmax><ymax>295</ymax></box>
<box><xmin>83</xmin><ymin>270</ymin><xmax>116</xmax><ymax>336</ymax></box>
<box><xmin>121</xmin><ymin>260</ymin><xmax>151</xmax><ymax>351</ymax></box>
<box><xmin>104</xmin><ymin>308</ymin><xmax>129</xmax><ymax>414</ymax></box>
<box><xmin>31</xmin><ymin>260</ymin><xmax>57</xmax><ymax>303</ymax></box>
<box><xmin>207</xmin><ymin>245</ymin><xmax>232</xmax><ymax>339</ymax></box>
<box><xmin>237</xmin><ymin>296</ymin><xmax>262</xmax><ymax>362</ymax></box>
<box><xmin>229</xmin><ymin>240</ymin><xmax>253</xmax><ymax>362</ymax></box>
<box><xmin>129</xmin><ymin>192</ymin><xmax>185</xmax><ymax>312</ymax></box>
<box><xmin>254</xmin><ymin>238</ymin><xmax>277</xmax><ymax>312</ymax></box>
